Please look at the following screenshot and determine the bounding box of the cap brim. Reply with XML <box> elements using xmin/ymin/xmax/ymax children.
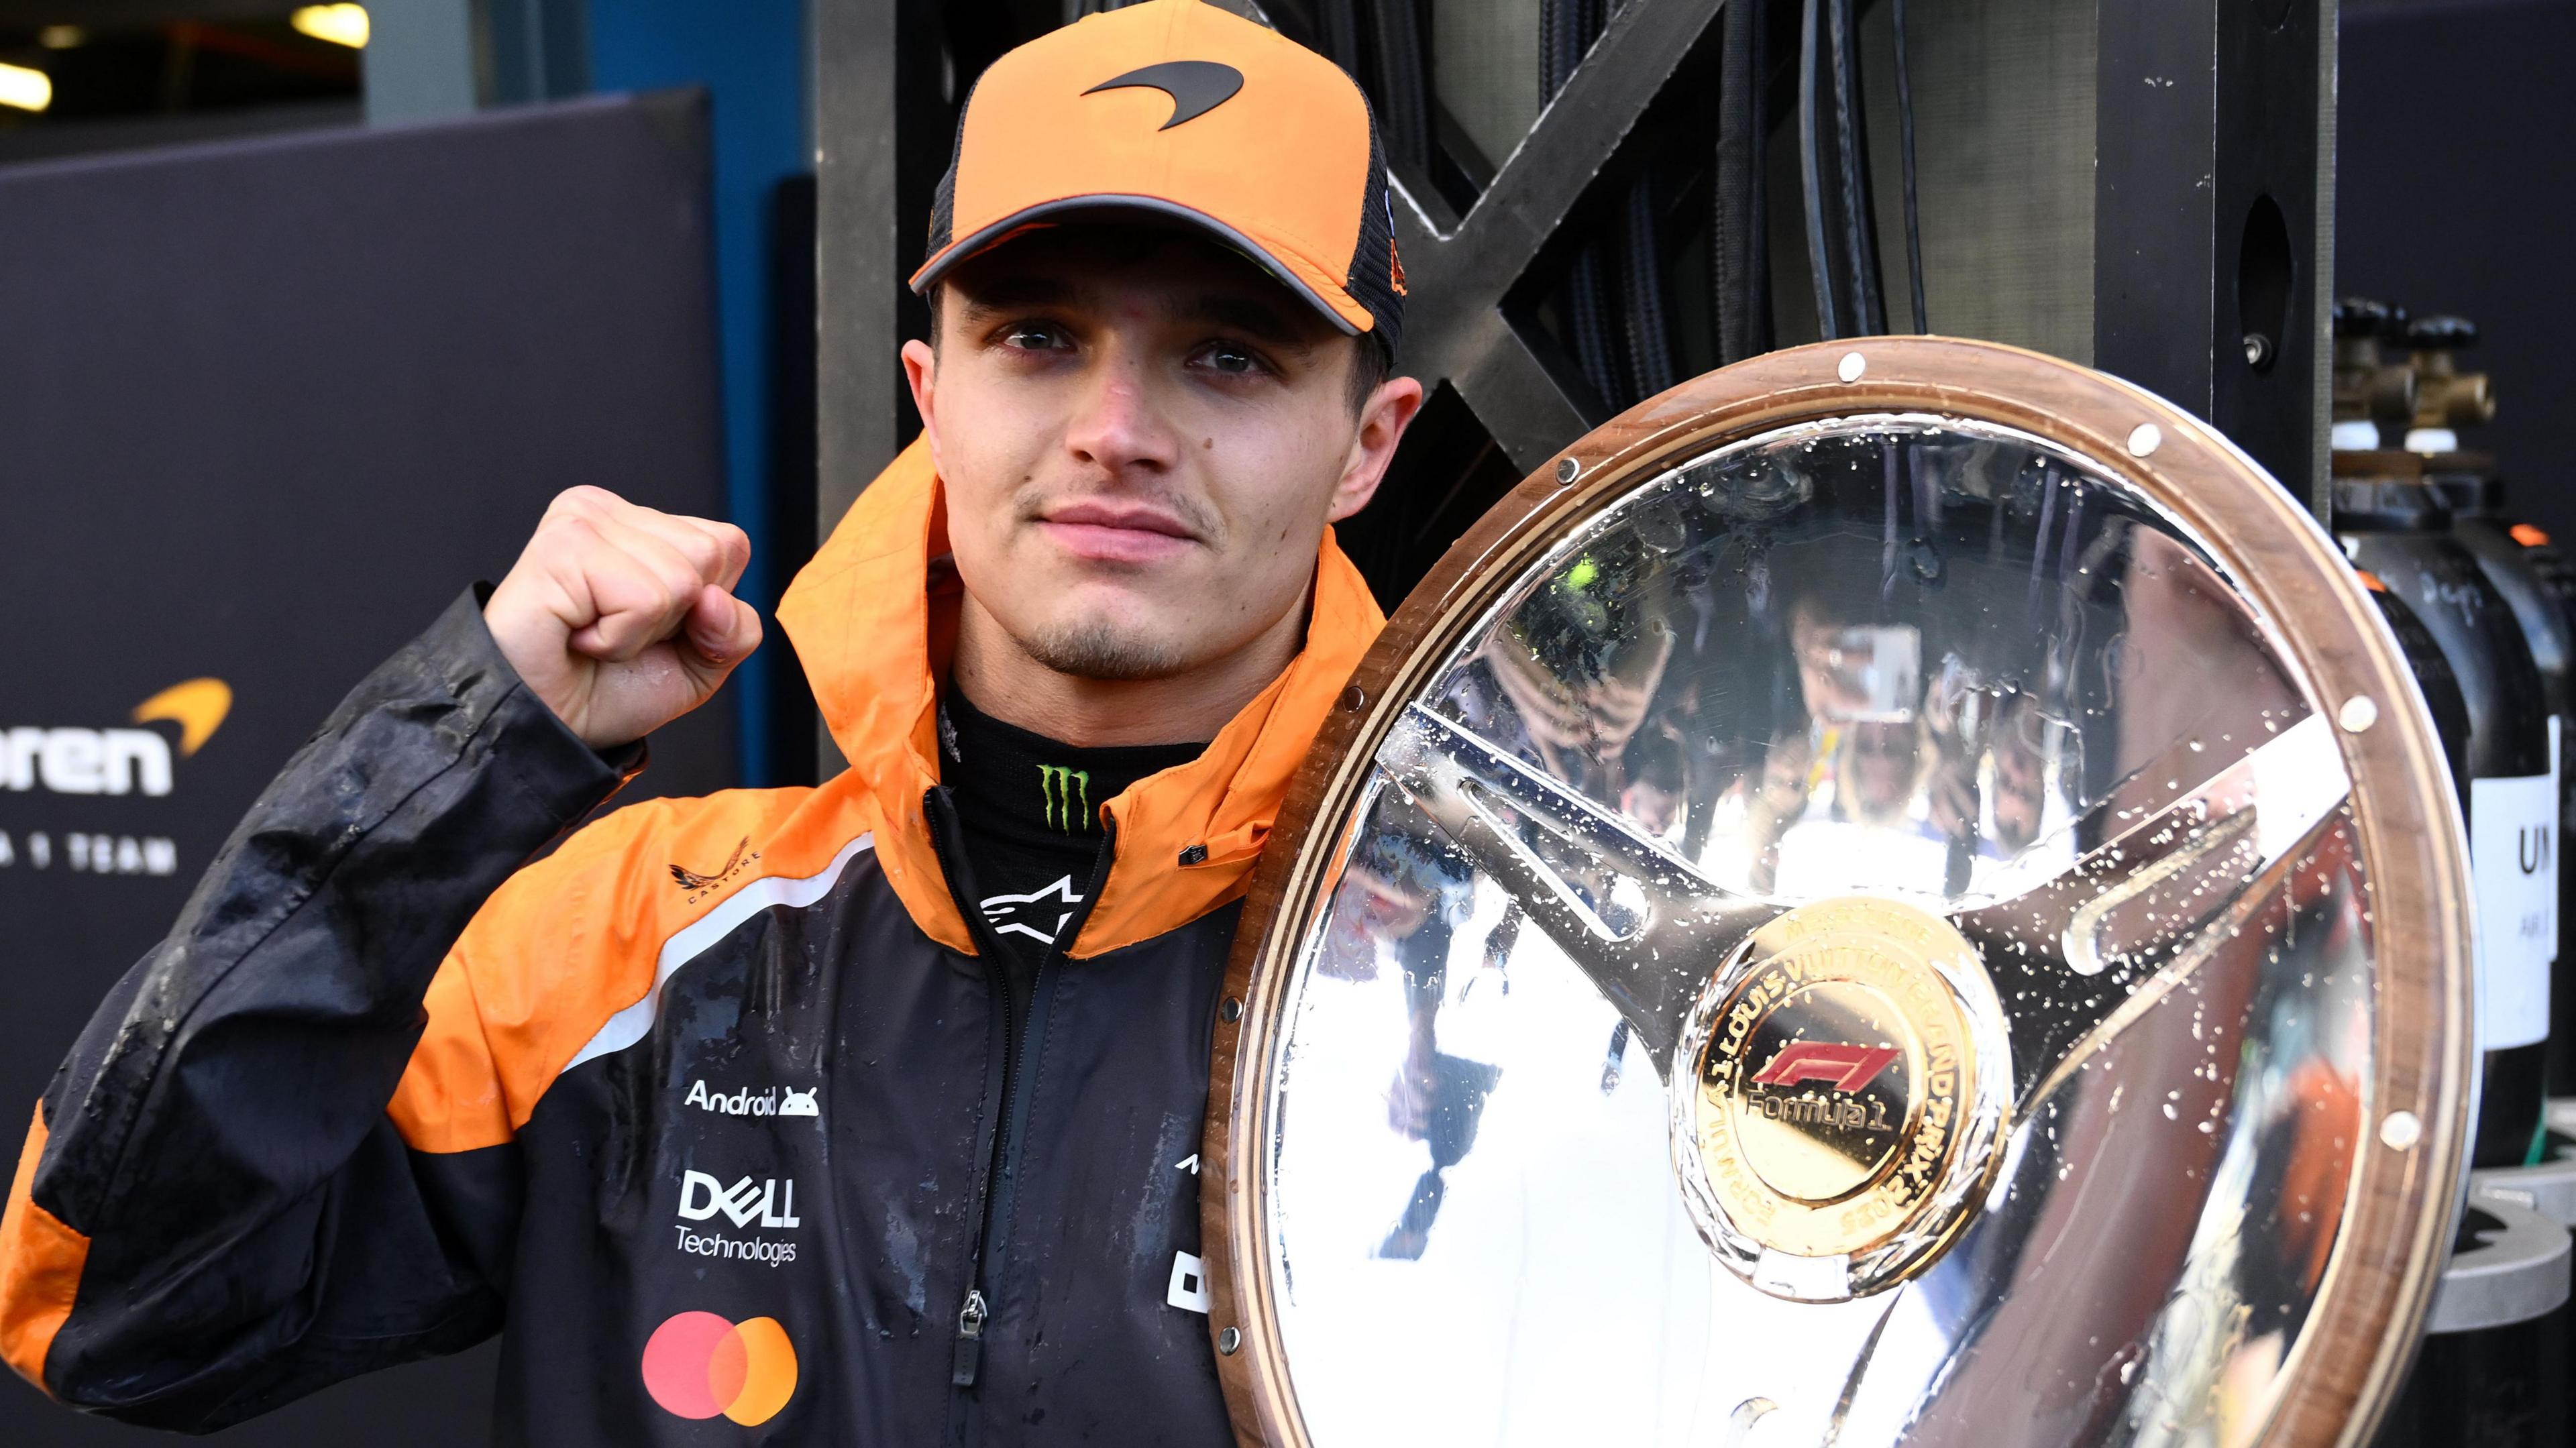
<box><xmin>908</xmin><ymin>195</ymin><xmax>1368</xmax><ymax>337</ymax></box>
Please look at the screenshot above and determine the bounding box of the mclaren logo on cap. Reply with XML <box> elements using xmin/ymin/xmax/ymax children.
<box><xmin>1083</xmin><ymin>60</ymin><xmax>1244</xmax><ymax>130</ymax></box>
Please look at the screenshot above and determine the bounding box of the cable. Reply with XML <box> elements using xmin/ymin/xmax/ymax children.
<box><xmin>1601</xmin><ymin>0</ymin><xmax>1677</xmax><ymax>403</ymax></box>
<box><xmin>1798</xmin><ymin>0</ymin><xmax>1841</xmax><ymax>340</ymax></box>
<box><xmin>1566</xmin><ymin>253</ymin><xmax>1624</xmax><ymax>406</ymax></box>
<box><xmin>1574</xmin><ymin>0</ymin><xmax>1670</xmax><ymax>400</ymax></box>
<box><xmin>1620</xmin><ymin>176</ymin><xmax>1678</xmax><ymax>399</ymax></box>
<box><xmin>1316</xmin><ymin>0</ymin><xmax>1360</xmax><ymax>79</ymax></box>
<box><xmin>1544</xmin><ymin>0</ymin><xmax>1627</xmax><ymax>408</ymax></box>
<box><xmin>1827</xmin><ymin>0</ymin><xmax>1884</xmax><ymax>334</ymax></box>
<box><xmin>1892</xmin><ymin>0</ymin><xmax>1927</xmax><ymax>332</ymax></box>
<box><xmin>1714</xmin><ymin>0</ymin><xmax>1772</xmax><ymax>361</ymax></box>
<box><xmin>1541</xmin><ymin>0</ymin><xmax>1594</xmax><ymax>98</ymax></box>
<box><xmin>1370</xmin><ymin>0</ymin><xmax>1432</xmax><ymax>180</ymax></box>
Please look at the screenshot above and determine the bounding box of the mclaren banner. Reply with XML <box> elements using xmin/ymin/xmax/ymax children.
<box><xmin>0</xmin><ymin>94</ymin><xmax>733</xmax><ymax>1445</ymax></box>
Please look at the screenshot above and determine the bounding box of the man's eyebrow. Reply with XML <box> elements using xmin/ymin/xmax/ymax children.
<box><xmin>1179</xmin><ymin>293</ymin><xmax>1316</xmax><ymax>354</ymax></box>
<box><xmin>952</xmin><ymin>277</ymin><xmax>1085</xmax><ymax>320</ymax></box>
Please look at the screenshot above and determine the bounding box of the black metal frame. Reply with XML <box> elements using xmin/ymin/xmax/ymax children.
<box><xmin>1383</xmin><ymin>0</ymin><xmax>1729</xmax><ymax>476</ymax></box>
<box><xmin>2097</xmin><ymin>0</ymin><xmax>2334</xmax><ymax>515</ymax></box>
<box><xmin>812</xmin><ymin>0</ymin><xmax>948</xmax><ymax>547</ymax></box>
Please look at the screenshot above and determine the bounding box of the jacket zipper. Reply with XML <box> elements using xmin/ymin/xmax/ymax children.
<box><xmin>927</xmin><ymin>791</ymin><xmax>1118</xmax><ymax>1390</ymax></box>
<box><xmin>953</xmin><ymin>1288</ymin><xmax>988</xmax><ymax>1384</ymax></box>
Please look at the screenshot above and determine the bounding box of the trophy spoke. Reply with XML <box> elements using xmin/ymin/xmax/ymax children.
<box><xmin>1953</xmin><ymin>711</ymin><xmax>2351</xmax><ymax>1102</ymax></box>
<box><xmin>1378</xmin><ymin>703</ymin><xmax>1783</xmax><ymax>1072</ymax></box>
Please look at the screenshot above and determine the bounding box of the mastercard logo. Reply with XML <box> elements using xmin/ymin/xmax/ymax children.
<box><xmin>641</xmin><ymin>1311</ymin><xmax>798</xmax><ymax>1426</ymax></box>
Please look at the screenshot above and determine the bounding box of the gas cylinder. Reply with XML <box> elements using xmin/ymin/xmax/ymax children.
<box><xmin>2339</xmin><ymin>460</ymin><xmax>2556</xmax><ymax>1168</ymax></box>
<box><xmin>2359</xmin><ymin>566</ymin><xmax>2474</xmax><ymax>801</ymax></box>
<box><xmin>2402</xmin><ymin>316</ymin><xmax>2575</xmax><ymax>1102</ymax></box>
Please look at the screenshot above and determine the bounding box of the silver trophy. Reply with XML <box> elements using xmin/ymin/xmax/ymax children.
<box><xmin>1199</xmin><ymin>339</ymin><xmax>2474</xmax><ymax>1448</ymax></box>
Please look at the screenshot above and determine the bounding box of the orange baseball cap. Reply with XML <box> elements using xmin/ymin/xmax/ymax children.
<box><xmin>910</xmin><ymin>0</ymin><xmax>1406</xmax><ymax>354</ymax></box>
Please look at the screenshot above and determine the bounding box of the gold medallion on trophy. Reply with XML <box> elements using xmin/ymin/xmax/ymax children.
<box><xmin>1683</xmin><ymin>897</ymin><xmax>2005</xmax><ymax>1290</ymax></box>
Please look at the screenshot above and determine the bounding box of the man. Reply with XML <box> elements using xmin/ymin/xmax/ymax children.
<box><xmin>0</xmin><ymin>3</ymin><xmax>1420</xmax><ymax>1441</ymax></box>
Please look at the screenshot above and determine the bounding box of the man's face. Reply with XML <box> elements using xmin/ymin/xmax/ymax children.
<box><xmin>904</xmin><ymin>226</ymin><xmax>1415</xmax><ymax>681</ymax></box>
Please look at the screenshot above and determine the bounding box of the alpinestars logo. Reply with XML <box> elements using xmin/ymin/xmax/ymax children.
<box><xmin>981</xmin><ymin>875</ymin><xmax>1083</xmax><ymax>945</ymax></box>
<box><xmin>1038</xmin><ymin>765</ymin><xmax>1090</xmax><ymax>832</ymax></box>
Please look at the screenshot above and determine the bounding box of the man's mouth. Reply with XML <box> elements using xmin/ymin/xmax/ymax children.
<box><xmin>1034</xmin><ymin>500</ymin><xmax>1201</xmax><ymax>565</ymax></box>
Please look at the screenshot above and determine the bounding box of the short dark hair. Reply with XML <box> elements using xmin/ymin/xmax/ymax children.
<box><xmin>1345</xmin><ymin>334</ymin><xmax>1391</xmax><ymax>417</ymax></box>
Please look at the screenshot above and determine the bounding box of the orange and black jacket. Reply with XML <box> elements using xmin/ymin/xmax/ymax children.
<box><xmin>0</xmin><ymin>439</ymin><xmax>1382</xmax><ymax>1443</ymax></box>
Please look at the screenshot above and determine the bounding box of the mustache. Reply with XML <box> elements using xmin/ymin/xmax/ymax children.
<box><xmin>1010</xmin><ymin>481</ymin><xmax>1224</xmax><ymax>545</ymax></box>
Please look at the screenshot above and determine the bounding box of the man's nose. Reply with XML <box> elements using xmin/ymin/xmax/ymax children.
<box><xmin>1062</xmin><ymin>347</ymin><xmax>1179</xmax><ymax>477</ymax></box>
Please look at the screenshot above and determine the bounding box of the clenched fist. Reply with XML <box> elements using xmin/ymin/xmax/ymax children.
<box><xmin>484</xmin><ymin>487</ymin><xmax>763</xmax><ymax>750</ymax></box>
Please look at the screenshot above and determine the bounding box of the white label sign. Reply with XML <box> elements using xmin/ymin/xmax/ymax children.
<box><xmin>2468</xmin><ymin>718</ymin><xmax>2559</xmax><ymax>1050</ymax></box>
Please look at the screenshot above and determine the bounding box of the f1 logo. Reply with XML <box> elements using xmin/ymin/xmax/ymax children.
<box><xmin>1751</xmin><ymin>1042</ymin><xmax>1900</xmax><ymax>1093</ymax></box>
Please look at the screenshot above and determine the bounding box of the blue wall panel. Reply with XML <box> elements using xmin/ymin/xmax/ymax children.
<box><xmin>591</xmin><ymin>1</ymin><xmax>811</xmax><ymax>784</ymax></box>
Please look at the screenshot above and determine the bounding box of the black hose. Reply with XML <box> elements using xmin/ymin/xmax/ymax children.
<box><xmin>1827</xmin><ymin>0</ymin><xmax>1884</xmax><ymax>334</ymax></box>
<box><xmin>1892</xmin><ymin>0</ymin><xmax>1927</xmax><ymax>332</ymax></box>
<box><xmin>1619</xmin><ymin>176</ymin><xmax>1677</xmax><ymax>399</ymax></box>
<box><xmin>1714</xmin><ymin>0</ymin><xmax>1772</xmax><ymax>361</ymax></box>
<box><xmin>1602</xmin><ymin>0</ymin><xmax>1676</xmax><ymax>402</ymax></box>
<box><xmin>1541</xmin><ymin>0</ymin><xmax>1599</xmax><ymax>98</ymax></box>
<box><xmin>1566</xmin><ymin>252</ymin><xmax>1624</xmax><ymax>407</ymax></box>
<box><xmin>1540</xmin><ymin>0</ymin><xmax>1564</xmax><ymax>93</ymax></box>
<box><xmin>1371</xmin><ymin>0</ymin><xmax>1433</xmax><ymax>180</ymax></box>
<box><xmin>1797</xmin><ymin>0</ymin><xmax>1841</xmax><ymax>339</ymax></box>
<box><xmin>1543</xmin><ymin>0</ymin><xmax>1627</xmax><ymax>408</ymax></box>
<box><xmin>1317</xmin><ymin>0</ymin><xmax>1362</xmax><ymax>80</ymax></box>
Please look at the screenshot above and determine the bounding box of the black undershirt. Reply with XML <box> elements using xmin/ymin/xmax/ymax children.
<box><xmin>938</xmin><ymin>685</ymin><xmax>1207</xmax><ymax>974</ymax></box>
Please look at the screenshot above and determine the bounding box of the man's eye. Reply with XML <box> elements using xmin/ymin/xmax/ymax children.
<box><xmin>1002</xmin><ymin>324</ymin><xmax>1069</xmax><ymax>351</ymax></box>
<box><xmin>1197</xmin><ymin>344</ymin><xmax>1262</xmax><ymax>376</ymax></box>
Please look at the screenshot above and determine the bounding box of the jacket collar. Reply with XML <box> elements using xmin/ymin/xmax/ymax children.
<box><xmin>775</xmin><ymin>437</ymin><xmax>1385</xmax><ymax>958</ymax></box>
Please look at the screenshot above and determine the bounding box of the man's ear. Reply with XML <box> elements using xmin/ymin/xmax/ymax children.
<box><xmin>1327</xmin><ymin>374</ymin><xmax>1426</xmax><ymax>523</ymax></box>
<box><xmin>902</xmin><ymin>338</ymin><xmax>941</xmax><ymax>470</ymax></box>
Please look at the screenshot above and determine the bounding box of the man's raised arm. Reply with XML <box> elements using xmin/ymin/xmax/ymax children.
<box><xmin>0</xmin><ymin>490</ymin><xmax>755</xmax><ymax>1429</ymax></box>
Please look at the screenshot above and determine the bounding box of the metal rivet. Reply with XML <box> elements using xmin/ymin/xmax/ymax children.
<box><xmin>1220</xmin><ymin>997</ymin><xmax>1242</xmax><ymax>1023</ymax></box>
<box><xmin>1555</xmin><ymin>456</ymin><xmax>1581</xmax><ymax>485</ymax></box>
<box><xmin>2338</xmin><ymin>695</ymin><xmax>2379</xmax><ymax>733</ymax></box>
<box><xmin>1218</xmin><ymin>1326</ymin><xmax>1242</xmax><ymax>1355</ymax></box>
<box><xmin>1338</xmin><ymin>683</ymin><xmax>1367</xmax><ymax>713</ymax></box>
<box><xmin>1836</xmin><ymin>351</ymin><xmax>1866</xmax><ymax>383</ymax></box>
<box><xmin>2379</xmin><ymin>1110</ymin><xmax>2422</xmax><ymax>1150</ymax></box>
<box><xmin>2127</xmin><ymin>422</ymin><xmax>2163</xmax><ymax>457</ymax></box>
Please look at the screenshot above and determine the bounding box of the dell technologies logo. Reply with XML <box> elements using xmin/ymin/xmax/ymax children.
<box><xmin>680</xmin><ymin>1172</ymin><xmax>803</xmax><ymax>1231</ymax></box>
<box><xmin>676</xmin><ymin>1170</ymin><xmax>804</xmax><ymax>1269</ymax></box>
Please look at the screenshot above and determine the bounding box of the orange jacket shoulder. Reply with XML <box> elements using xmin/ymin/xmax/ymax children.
<box><xmin>389</xmin><ymin>779</ymin><xmax>875</xmax><ymax>1154</ymax></box>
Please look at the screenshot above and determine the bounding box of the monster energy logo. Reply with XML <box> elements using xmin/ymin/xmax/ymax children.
<box><xmin>1038</xmin><ymin>765</ymin><xmax>1091</xmax><ymax>832</ymax></box>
